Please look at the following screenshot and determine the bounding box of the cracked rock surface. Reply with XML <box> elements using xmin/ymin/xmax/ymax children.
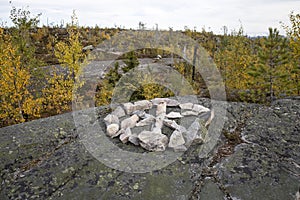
<box><xmin>0</xmin><ymin>97</ymin><xmax>299</xmax><ymax>200</ymax></box>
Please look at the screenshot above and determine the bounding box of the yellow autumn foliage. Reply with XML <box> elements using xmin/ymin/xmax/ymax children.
<box><xmin>42</xmin><ymin>12</ymin><xmax>86</xmax><ymax>114</ymax></box>
<box><xmin>0</xmin><ymin>28</ymin><xmax>42</xmax><ymax>126</ymax></box>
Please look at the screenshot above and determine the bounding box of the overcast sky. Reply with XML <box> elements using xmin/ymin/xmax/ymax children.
<box><xmin>0</xmin><ymin>0</ymin><xmax>299</xmax><ymax>36</ymax></box>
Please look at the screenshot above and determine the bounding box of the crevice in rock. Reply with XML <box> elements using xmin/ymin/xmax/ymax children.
<box><xmin>14</xmin><ymin>133</ymin><xmax>78</xmax><ymax>179</ymax></box>
<box><xmin>190</xmin><ymin>105</ymin><xmax>255</xmax><ymax>199</ymax></box>
<box><xmin>47</xmin><ymin>158</ymin><xmax>91</xmax><ymax>198</ymax></box>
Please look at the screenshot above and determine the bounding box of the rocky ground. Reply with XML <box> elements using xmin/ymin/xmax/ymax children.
<box><xmin>0</xmin><ymin>96</ymin><xmax>299</xmax><ymax>200</ymax></box>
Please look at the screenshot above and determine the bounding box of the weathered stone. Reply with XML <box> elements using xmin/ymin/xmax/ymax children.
<box><xmin>154</xmin><ymin>116</ymin><xmax>164</xmax><ymax>129</ymax></box>
<box><xmin>205</xmin><ymin>110</ymin><xmax>214</xmax><ymax>127</ymax></box>
<box><xmin>184</xmin><ymin>119</ymin><xmax>204</xmax><ymax>146</ymax></box>
<box><xmin>121</xmin><ymin>114</ymin><xmax>139</xmax><ymax>130</ymax></box>
<box><xmin>151</xmin><ymin>98</ymin><xmax>180</xmax><ymax>106</ymax></box>
<box><xmin>128</xmin><ymin>134</ymin><xmax>140</xmax><ymax>146</ymax></box>
<box><xmin>179</xmin><ymin>103</ymin><xmax>193</xmax><ymax>110</ymax></box>
<box><xmin>134</xmin><ymin>100</ymin><xmax>152</xmax><ymax>110</ymax></box>
<box><xmin>82</xmin><ymin>45</ymin><xmax>94</xmax><ymax>51</ymax></box>
<box><xmin>166</xmin><ymin>112</ymin><xmax>183</xmax><ymax>119</ymax></box>
<box><xmin>1</xmin><ymin>96</ymin><xmax>299</xmax><ymax>200</ymax></box>
<box><xmin>173</xmin><ymin>145</ymin><xmax>187</xmax><ymax>152</ymax></box>
<box><xmin>106</xmin><ymin>124</ymin><xmax>120</xmax><ymax>137</ymax></box>
<box><xmin>132</xmin><ymin>110</ymin><xmax>146</xmax><ymax>118</ymax></box>
<box><xmin>138</xmin><ymin>130</ymin><xmax>168</xmax><ymax>151</ymax></box>
<box><xmin>163</xmin><ymin>119</ymin><xmax>186</xmax><ymax>133</ymax></box>
<box><xmin>181</xmin><ymin>110</ymin><xmax>198</xmax><ymax>116</ymax></box>
<box><xmin>168</xmin><ymin>130</ymin><xmax>186</xmax><ymax>148</ymax></box>
<box><xmin>136</xmin><ymin>115</ymin><xmax>155</xmax><ymax>127</ymax></box>
<box><xmin>163</xmin><ymin>119</ymin><xmax>179</xmax><ymax>129</ymax></box>
<box><xmin>131</xmin><ymin>125</ymin><xmax>152</xmax><ymax>135</ymax></box>
<box><xmin>111</xmin><ymin>106</ymin><xmax>126</xmax><ymax>118</ymax></box>
<box><xmin>104</xmin><ymin>114</ymin><xmax>119</xmax><ymax>126</ymax></box>
<box><xmin>119</xmin><ymin>128</ymin><xmax>132</xmax><ymax>143</ymax></box>
<box><xmin>156</xmin><ymin>101</ymin><xmax>167</xmax><ymax>117</ymax></box>
<box><xmin>192</xmin><ymin>104</ymin><xmax>210</xmax><ymax>114</ymax></box>
<box><xmin>123</xmin><ymin>102</ymin><xmax>135</xmax><ymax>114</ymax></box>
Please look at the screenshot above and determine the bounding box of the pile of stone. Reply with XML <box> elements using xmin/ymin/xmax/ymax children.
<box><xmin>104</xmin><ymin>98</ymin><xmax>213</xmax><ymax>152</ymax></box>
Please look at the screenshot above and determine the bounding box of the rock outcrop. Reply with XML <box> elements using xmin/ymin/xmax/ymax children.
<box><xmin>0</xmin><ymin>96</ymin><xmax>299</xmax><ymax>200</ymax></box>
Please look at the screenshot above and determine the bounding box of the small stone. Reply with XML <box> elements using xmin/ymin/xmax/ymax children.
<box><xmin>168</xmin><ymin>130</ymin><xmax>186</xmax><ymax>148</ymax></box>
<box><xmin>163</xmin><ymin>119</ymin><xmax>186</xmax><ymax>132</ymax></box>
<box><xmin>106</xmin><ymin>124</ymin><xmax>120</xmax><ymax>137</ymax></box>
<box><xmin>19</xmin><ymin>174</ymin><xmax>25</xmax><ymax>178</ymax></box>
<box><xmin>205</xmin><ymin>109</ymin><xmax>214</xmax><ymax>127</ymax></box>
<box><xmin>154</xmin><ymin>116</ymin><xmax>164</xmax><ymax>129</ymax></box>
<box><xmin>136</xmin><ymin>115</ymin><xmax>155</xmax><ymax>126</ymax></box>
<box><xmin>115</xmin><ymin>129</ymin><xmax>125</xmax><ymax>138</ymax></box>
<box><xmin>192</xmin><ymin>104</ymin><xmax>210</xmax><ymax>114</ymax></box>
<box><xmin>156</xmin><ymin>101</ymin><xmax>167</xmax><ymax>117</ymax></box>
<box><xmin>128</xmin><ymin>134</ymin><xmax>140</xmax><ymax>145</ymax></box>
<box><xmin>181</xmin><ymin>110</ymin><xmax>199</xmax><ymax>116</ymax></box>
<box><xmin>123</xmin><ymin>102</ymin><xmax>135</xmax><ymax>114</ymax></box>
<box><xmin>134</xmin><ymin>100</ymin><xmax>152</xmax><ymax>110</ymax></box>
<box><xmin>166</xmin><ymin>112</ymin><xmax>183</xmax><ymax>119</ymax></box>
<box><xmin>119</xmin><ymin>128</ymin><xmax>132</xmax><ymax>143</ymax></box>
<box><xmin>121</xmin><ymin>114</ymin><xmax>139</xmax><ymax>130</ymax></box>
<box><xmin>151</xmin><ymin>98</ymin><xmax>180</xmax><ymax>106</ymax></box>
<box><xmin>184</xmin><ymin>119</ymin><xmax>204</xmax><ymax>146</ymax></box>
<box><xmin>133</xmin><ymin>183</ymin><xmax>139</xmax><ymax>190</ymax></box>
<box><xmin>173</xmin><ymin>145</ymin><xmax>187</xmax><ymax>152</ymax></box>
<box><xmin>111</xmin><ymin>106</ymin><xmax>126</xmax><ymax>118</ymax></box>
<box><xmin>138</xmin><ymin>130</ymin><xmax>168</xmax><ymax>151</ymax></box>
<box><xmin>83</xmin><ymin>45</ymin><xmax>94</xmax><ymax>51</ymax></box>
<box><xmin>179</xmin><ymin>103</ymin><xmax>194</xmax><ymax>110</ymax></box>
<box><xmin>132</xmin><ymin>110</ymin><xmax>146</xmax><ymax>118</ymax></box>
<box><xmin>104</xmin><ymin>114</ymin><xmax>119</xmax><ymax>126</ymax></box>
<box><xmin>163</xmin><ymin>119</ymin><xmax>179</xmax><ymax>129</ymax></box>
<box><xmin>152</xmin><ymin>127</ymin><xmax>162</xmax><ymax>134</ymax></box>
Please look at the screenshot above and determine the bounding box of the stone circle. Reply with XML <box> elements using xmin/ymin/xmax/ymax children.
<box><xmin>104</xmin><ymin>97</ymin><xmax>213</xmax><ymax>152</ymax></box>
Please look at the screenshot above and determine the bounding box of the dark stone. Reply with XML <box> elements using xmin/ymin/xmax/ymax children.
<box><xmin>0</xmin><ymin>97</ymin><xmax>299</xmax><ymax>200</ymax></box>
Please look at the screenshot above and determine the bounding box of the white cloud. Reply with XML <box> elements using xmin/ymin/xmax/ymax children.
<box><xmin>0</xmin><ymin>0</ymin><xmax>299</xmax><ymax>35</ymax></box>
